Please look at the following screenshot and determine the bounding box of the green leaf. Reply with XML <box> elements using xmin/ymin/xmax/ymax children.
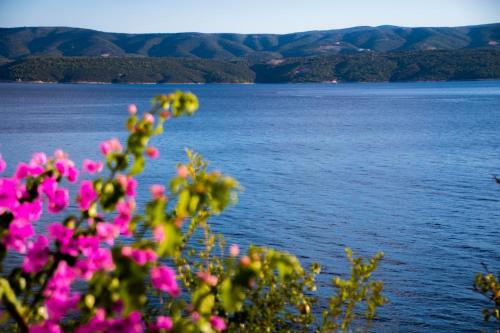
<box><xmin>188</xmin><ymin>194</ymin><xmax>200</xmax><ymax>214</ymax></box>
<box><xmin>192</xmin><ymin>284</ymin><xmax>215</xmax><ymax>314</ymax></box>
<box><xmin>106</xmin><ymin>153</ymin><xmax>129</xmax><ymax>171</ymax></box>
<box><xmin>176</xmin><ymin>189</ymin><xmax>191</xmax><ymax>217</ymax></box>
<box><xmin>171</xmin><ymin>91</ymin><xmax>199</xmax><ymax>117</ymax></box>
<box><xmin>220</xmin><ymin>278</ymin><xmax>245</xmax><ymax>313</ymax></box>
<box><xmin>130</xmin><ymin>155</ymin><xmax>145</xmax><ymax>176</ymax></box>
<box><xmin>0</xmin><ymin>278</ymin><xmax>26</xmax><ymax>319</ymax></box>
<box><xmin>127</xmin><ymin>132</ymin><xmax>146</xmax><ymax>155</ymax></box>
<box><xmin>157</xmin><ymin>223</ymin><xmax>182</xmax><ymax>257</ymax></box>
<box><xmin>145</xmin><ymin>200</ymin><xmax>166</xmax><ymax>225</ymax></box>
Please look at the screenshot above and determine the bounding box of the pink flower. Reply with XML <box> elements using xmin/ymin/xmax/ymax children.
<box><xmin>114</xmin><ymin>199</ymin><xmax>135</xmax><ymax>236</ymax></box>
<box><xmin>74</xmin><ymin>308</ymin><xmax>107</xmax><ymax>333</ymax></box>
<box><xmin>29</xmin><ymin>321</ymin><xmax>62</xmax><ymax>333</ymax></box>
<box><xmin>77</xmin><ymin>235</ymin><xmax>100</xmax><ymax>256</ymax></box>
<box><xmin>229</xmin><ymin>244</ymin><xmax>240</xmax><ymax>257</ymax></box>
<box><xmin>45</xmin><ymin>292</ymin><xmax>79</xmax><ymax>321</ymax></box>
<box><xmin>83</xmin><ymin>159</ymin><xmax>103</xmax><ymax>174</ymax></box>
<box><xmin>150</xmin><ymin>184</ymin><xmax>165</xmax><ymax>200</ymax></box>
<box><xmin>47</xmin><ymin>188</ymin><xmax>69</xmax><ymax>213</ymax></box>
<box><xmin>210</xmin><ymin>316</ymin><xmax>226</xmax><ymax>331</ymax></box>
<box><xmin>176</xmin><ymin>165</ymin><xmax>189</xmax><ymax>178</ymax></box>
<box><xmin>121</xmin><ymin>246</ymin><xmax>133</xmax><ymax>256</ymax></box>
<box><xmin>122</xmin><ymin>246</ymin><xmax>157</xmax><ymax>265</ymax></box>
<box><xmin>55</xmin><ymin>160</ymin><xmax>67</xmax><ymax>176</ymax></box>
<box><xmin>3</xmin><ymin>218</ymin><xmax>34</xmax><ymax>253</ymax></box>
<box><xmin>76</xmin><ymin>248</ymin><xmax>114</xmax><ymax>280</ymax></box>
<box><xmin>109</xmin><ymin>311</ymin><xmax>145</xmax><ymax>333</ymax></box>
<box><xmin>131</xmin><ymin>249</ymin><xmax>156</xmax><ymax>265</ymax></box>
<box><xmin>197</xmin><ymin>271</ymin><xmax>218</xmax><ymax>286</ymax></box>
<box><xmin>117</xmin><ymin>175</ymin><xmax>137</xmax><ymax>197</ymax></box>
<box><xmin>128</xmin><ymin>104</ymin><xmax>137</xmax><ymax>115</ymax></box>
<box><xmin>30</xmin><ymin>152</ymin><xmax>47</xmax><ymax>166</ymax></box>
<box><xmin>55</xmin><ymin>159</ymin><xmax>79</xmax><ymax>183</ymax></box>
<box><xmin>48</xmin><ymin>223</ymin><xmax>78</xmax><ymax>256</ymax></box>
<box><xmin>46</xmin><ymin>261</ymin><xmax>76</xmax><ymax>291</ymax></box>
<box><xmin>95</xmin><ymin>248</ymin><xmax>115</xmax><ymax>272</ymax></box>
<box><xmin>146</xmin><ymin>147</ymin><xmax>159</xmax><ymax>159</ymax></box>
<box><xmin>28</xmin><ymin>164</ymin><xmax>45</xmax><ymax>177</ymax></box>
<box><xmin>23</xmin><ymin>235</ymin><xmax>50</xmax><ymax>273</ymax></box>
<box><xmin>67</xmin><ymin>165</ymin><xmax>79</xmax><ymax>183</ymax></box>
<box><xmin>44</xmin><ymin>261</ymin><xmax>78</xmax><ymax>320</ymax></box>
<box><xmin>100</xmin><ymin>138</ymin><xmax>122</xmax><ymax>156</ymax></box>
<box><xmin>0</xmin><ymin>154</ymin><xmax>6</xmax><ymax>173</ymax></box>
<box><xmin>151</xmin><ymin>265</ymin><xmax>180</xmax><ymax>297</ymax></box>
<box><xmin>13</xmin><ymin>199</ymin><xmax>43</xmax><ymax>222</ymax></box>
<box><xmin>76</xmin><ymin>309</ymin><xmax>145</xmax><ymax>333</ymax></box>
<box><xmin>14</xmin><ymin>162</ymin><xmax>30</xmax><ymax>179</ymax></box>
<box><xmin>17</xmin><ymin>184</ymin><xmax>29</xmax><ymax>201</ymax></box>
<box><xmin>39</xmin><ymin>177</ymin><xmax>57</xmax><ymax>198</ymax></box>
<box><xmin>54</xmin><ymin>149</ymin><xmax>67</xmax><ymax>160</ymax></box>
<box><xmin>155</xmin><ymin>316</ymin><xmax>173</xmax><ymax>331</ymax></box>
<box><xmin>96</xmin><ymin>222</ymin><xmax>119</xmax><ymax>245</ymax></box>
<box><xmin>39</xmin><ymin>177</ymin><xmax>69</xmax><ymax>213</ymax></box>
<box><xmin>48</xmin><ymin>223</ymin><xmax>71</xmax><ymax>240</ymax></box>
<box><xmin>0</xmin><ymin>178</ymin><xmax>19</xmax><ymax>210</ymax></box>
<box><xmin>78</xmin><ymin>180</ymin><xmax>97</xmax><ymax>211</ymax></box>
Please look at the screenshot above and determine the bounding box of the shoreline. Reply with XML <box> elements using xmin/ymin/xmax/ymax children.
<box><xmin>0</xmin><ymin>80</ymin><xmax>257</xmax><ymax>85</ymax></box>
<box><xmin>1</xmin><ymin>78</ymin><xmax>499</xmax><ymax>85</ymax></box>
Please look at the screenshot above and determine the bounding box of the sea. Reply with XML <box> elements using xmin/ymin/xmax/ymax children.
<box><xmin>0</xmin><ymin>81</ymin><xmax>499</xmax><ymax>332</ymax></box>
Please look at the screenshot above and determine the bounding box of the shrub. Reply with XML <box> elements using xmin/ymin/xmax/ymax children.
<box><xmin>0</xmin><ymin>91</ymin><xmax>385</xmax><ymax>333</ymax></box>
<box><xmin>474</xmin><ymin>265</ymin><xmax>500</xmax><ymax>323</ymax></box>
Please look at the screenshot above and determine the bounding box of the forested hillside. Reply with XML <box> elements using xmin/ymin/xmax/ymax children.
<box><xmin>1</xmin><ymin>24</ymin><xmax>498</xmax><ymax>61</ymax></box>
<box><xmin>1</xmin><ymin>50</ymin><xmax>498</xmax><ymax>83</ymax></box>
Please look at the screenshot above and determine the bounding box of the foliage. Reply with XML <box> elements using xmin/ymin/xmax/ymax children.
<box><xmin>321</xmin><ymin>249</ymin><xmax>385</xmax><ymax>333</ymax></box>
<box><xmin>0</xmin><ymin>57</ymin><xmax>255</xmax><ymax>83</ymax></box>
<box><xmin>474</xmin><ymin>265</ymin><xmax>500</xmax><ymax>323</ymax></box>
<box><xmin>1</xmin><ymin>49</ymin><xmax>499</xmax><ymax>84</ymax></box>
<box><xmin>473</xmin><ymin>175</ymin><xmax>500</xmax><ymax>325</ymax></box>
<box><xmin>0</xmin><ymin>91</ymin><xmax>385</xmax><ymax>333</ymax></box>
<box><xmin>252</xmin><ymin>50</ymin><xmax>500</xmax><ymax>83</ymax></box>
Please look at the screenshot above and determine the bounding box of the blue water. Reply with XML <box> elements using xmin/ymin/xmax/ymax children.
<box><xmin>0</xmin><ymin>81</ymin><xmax>499</xmax><ymax>332</ymax></box>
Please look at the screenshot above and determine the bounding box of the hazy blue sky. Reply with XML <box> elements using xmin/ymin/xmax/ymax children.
<box><xmin>1</xmin><ymin>0</ymin><xmax>499</xmax><ymax>33</ymax></box>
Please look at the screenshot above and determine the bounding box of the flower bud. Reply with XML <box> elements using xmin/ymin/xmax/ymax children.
<box><xmin>230</xmin><ymin>244</ymin><xmax>240</xmax><ymax>257</ymax></box>
<box><xmin>240</xmin><ymin>256</ymin><xmax>251</xmax><ymax>266</ymax></box>
<box><xmin>150</xmin><ymin>184</ymin><xmax>165</xmax><ymax>200</ymax></box>
<box><xmin>144</xmin><ymin>113</ymin><xmax>154</xmax><ymax>124</ymax></box>
<box><xmin>128</xmin><ymin>104</ymin><xmax>137</xmax><ymax>115</ymax></box>
<box><xmin>146</xmin><ymin>146</ymin><xmax>159</xmax><ymax>159</ymax></box>
<box><xmin>159</xmin><ymin>111</ymin><xmax>171</xmax><ymax>120</ymax></box>
<box><xmin>176</xmin><ymin>165</ymin><xmax>189</xmax><ymax>178</ymax></box>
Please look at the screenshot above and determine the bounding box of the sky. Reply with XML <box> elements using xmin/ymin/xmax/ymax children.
<box><xmin>1</xmin><ymin>0</ymin><xmax>499</xmax><ymax>34</ymax></box>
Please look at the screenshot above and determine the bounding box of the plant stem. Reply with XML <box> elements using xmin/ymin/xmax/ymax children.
<box><xmin>28</xmin><ymin>257</ymin><xmax>60</xmax><ymax>319</ymax></box>
<box><xmin>3</xmin><ymin>297</ymin><xmax>28</xmax><ymax>333</ymax></box>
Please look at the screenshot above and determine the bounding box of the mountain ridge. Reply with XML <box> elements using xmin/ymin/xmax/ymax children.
<box><xmin>1</xmin><ymin>24</ymin><xmax>499</xmax><ymax>61</ymax></box>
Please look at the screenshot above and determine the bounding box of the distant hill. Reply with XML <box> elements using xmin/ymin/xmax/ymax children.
<box><xmin>0</xmin><ymin>24</ymin><xmax>499</xmax><ymax>61</ymax></box>
<box><xmin>0</xmin><ymin>57</ymin><xmax>255</xmax><ymax>83</ymax></box>
<box><xmin>1</xmin><ymin>50</ymin><xmax>498</xmax><ymax>83</ymax></box>
<box><xmin>251</xmin><ymin>49</ymin><xmax>500</xmax><ymax>82</ymax></box>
